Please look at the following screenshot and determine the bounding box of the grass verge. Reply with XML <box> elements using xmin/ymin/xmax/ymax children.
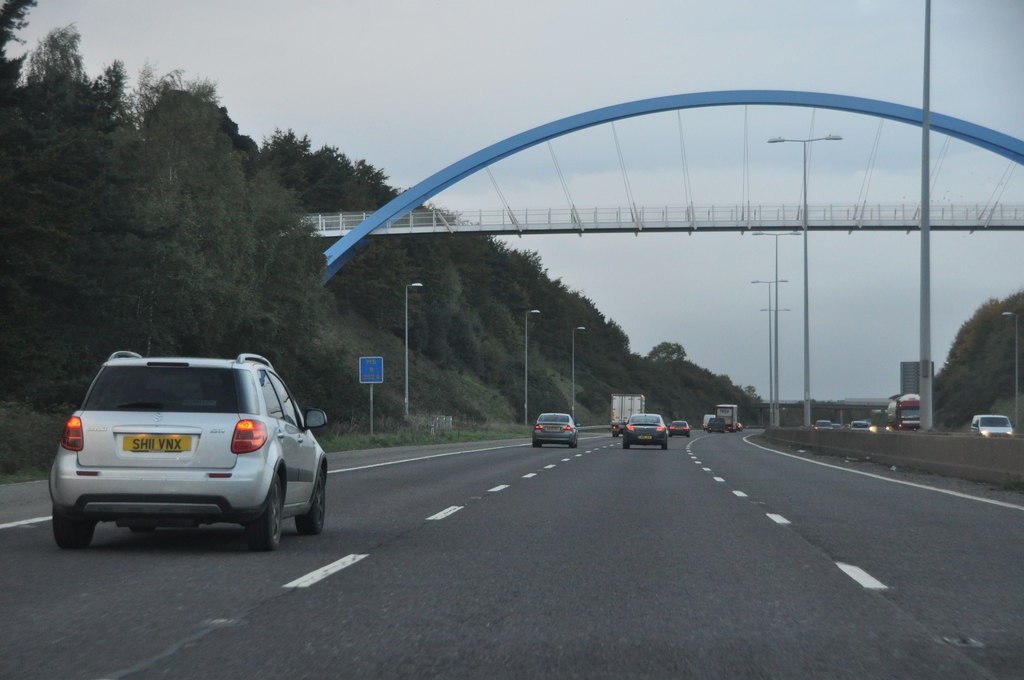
<box><xmin>319</xmin><ymin>428</ymin><xmax>528</xmax><ymax>453</ymax></box>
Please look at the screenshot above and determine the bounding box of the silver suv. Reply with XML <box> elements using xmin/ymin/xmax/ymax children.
<box><xmin>50</xmin><ymin>352</ymin><xmax>329</xmax><ymax>551</ymax></box>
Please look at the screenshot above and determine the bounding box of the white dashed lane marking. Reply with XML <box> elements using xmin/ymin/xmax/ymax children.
<box><xmin>426</xmin><ymin>506</ymin><xmax>463</xmax><ymax>520</ymax></box>
<box><xmin>836</xmin><ymin>562</ymin><xmax>889</xmax><ymax>590</ymax></box>
<box><xmin>283</xmin><ymin>554</ymin><xmax>368</xmax><ymax>588</ymax></box>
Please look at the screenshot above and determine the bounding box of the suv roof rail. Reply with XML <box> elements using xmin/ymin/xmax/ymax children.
<box><xmin>235</xmin><ymin>353</ymin><xmax>274</xmax><ymax>369</ymax></box>
<box><xmin>107</xmin><ymin>351</ymin><xmax>143</xmax><ymax>361</ymax></box>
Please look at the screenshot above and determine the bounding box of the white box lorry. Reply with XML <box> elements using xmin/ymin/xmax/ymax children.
<box><xmin>610</xmin><ymin>393</ymin><xmax>645</xmax><ymax>437</ymax></box>
<box><xmin>715</xmin><ymin>404</ymin><xmax>739</xmax><ymax>432</ymax></box>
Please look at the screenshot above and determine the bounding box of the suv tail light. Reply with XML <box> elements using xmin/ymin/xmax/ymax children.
<box><xmin>231</xmin><ymin>419</ymin><xmax>268</xmax><ymax>453</ymax></box>
<box><xmin>61</xmin><ymin>416</ymin><xmax>84</xmax><ymax>451</ymax></box>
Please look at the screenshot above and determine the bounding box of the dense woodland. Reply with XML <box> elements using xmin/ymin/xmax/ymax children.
<box><xmin>0</xmin><ymin>1</ymin><xmax>1019</xmax><ymax>474</ymax></box>
<box><xmin>0</xmin><ymin>2</ymin><xmax>752</xmax><ymax>450</ymax></box>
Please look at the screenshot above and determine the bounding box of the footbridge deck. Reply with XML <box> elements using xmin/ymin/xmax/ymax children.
<box><xmin>308</xmin><ymin>203</ymin><xmax>1024</xmax><ymax>238</ymax></box>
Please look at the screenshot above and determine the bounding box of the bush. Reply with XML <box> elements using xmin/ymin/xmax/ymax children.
<box><xmin>0</xmin><ymin>402</ymin><xmax>69</xmax><ymax>478</ymax></box>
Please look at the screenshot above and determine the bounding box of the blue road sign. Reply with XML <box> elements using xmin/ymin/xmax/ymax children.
<box><xmin>359</xmin><ymin>356</ymin><xmax>384</xmax><ymax>384</ymax></box>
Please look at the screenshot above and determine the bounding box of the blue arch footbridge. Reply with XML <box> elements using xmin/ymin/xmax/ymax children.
<box><xmin>319</xmin><ymin>90</ymin><xmax>1024</xmax><ymax>283</ymax></box>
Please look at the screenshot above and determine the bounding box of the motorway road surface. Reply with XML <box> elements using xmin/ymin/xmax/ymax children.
<box><xmin>2</xmin><ymin>430</ymin><xmax>1023</xmax><ymax>679</ymax></box>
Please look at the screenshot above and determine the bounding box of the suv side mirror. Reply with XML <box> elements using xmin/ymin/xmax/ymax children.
<box><xmin>305</xmin><ymin>408</ymin><xmax>327</xmax><ymax>429</ymax></box>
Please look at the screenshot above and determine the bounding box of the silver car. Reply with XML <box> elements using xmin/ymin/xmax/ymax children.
<box><xmin>50</xmin><ymin>352</ymin><xmax>329</xmax><ymax>551</ymax></box>
<box><xmin>532</xmin><ymin>413</ymin><xmax>578</xmax><ymax>448</ymax></box>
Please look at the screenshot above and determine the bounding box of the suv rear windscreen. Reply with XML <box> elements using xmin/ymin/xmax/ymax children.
<box><xmin>83</xmin><ymin>366</ymin><xmax>240</xmax><ymax>413</ymax></box>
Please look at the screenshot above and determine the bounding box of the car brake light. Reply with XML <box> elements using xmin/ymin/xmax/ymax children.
<box><xmin>656</xmin><ymin>425</ymin><xmax>665</xmax><ymax>431</ymax></box>
<box><xmin>231</xmin><ymin>419</ymin><xmax>268</xmax><ymax>453</ymax></box>
<box><xmin>61</xmin><ymin>416</ymin><xmax>84</xmax><ymax>451</ymax></box>
<box><xmin>626</xmin><ymin>425</ymin><xmax>635</xmax><ymax>431</ymax></box>
<box><xmin>562</xmin><ymin>425</ymin><xmax>572</xmax><ymax>431</ymax></box>
<box><xmin>534</xmin><ymin>424</ymin><xmax>544</xmax><ymax>430</ymax></box>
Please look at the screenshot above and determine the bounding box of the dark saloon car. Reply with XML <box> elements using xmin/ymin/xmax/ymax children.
<box><xmin>706</xmin><ymin>417</ymin><xmax>727</xmax><ymax>433</ymax></box>
<box><xmin>668</xmin><ymin>420</ymin><xmax>691</xmax><ymax>437</ymax></box>
<box><xmin>622</xmin><ymin>413</ymin><xmax>669</xmax><ymax>449</ymax></box>
<box><xmin>532</xmin><ymin>412</ymin><xmax>578</xmax><ymax>448</ymax></box>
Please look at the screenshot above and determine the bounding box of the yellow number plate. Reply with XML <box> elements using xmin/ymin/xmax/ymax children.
<box><xmin>122</xmin><ymin>435</ymin><xmax>192</xmax><ymax>452</ymax></box>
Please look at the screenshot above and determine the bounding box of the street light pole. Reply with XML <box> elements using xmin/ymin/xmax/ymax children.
<box><xmin>572</xmin><ymin>326</ymin><xmax>586</xmax><ymax>421</ymax></box>
<box><xmin>404</xmin><ymin>282</ymin><xmax>423</xmax><ymax>417</ymax></box>
<box><xmin>768</xmin><ymin>135</ymin><xmax>842</xmax><ymax>426</ymax></box>
<box><xmin>524</xmin><ymin>309</ymin><xmax>540</xmax><ymax>425</ymax></box>
<box><xmin>1003</xmin><ymin>311</ymin><xmax>1019</xmax><ymax>429</ymax></box>
<box><xmin>753</xmin><ymin>231</ymin><xmax>798</xmax><ymax>427</ymax></box>
<box><xmin>752</xmin><ymin>278</ymin><xmax>788</xmax><ymax>427</ymax></box>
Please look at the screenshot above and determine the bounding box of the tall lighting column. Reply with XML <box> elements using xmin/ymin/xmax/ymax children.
<box><xmin>524</xmin><ymin>309</ymin><xmax>541</xmax><ymax>425</ymax></box>
<box><xmin>572</xmin><ymin>326</ymin><xmax>586</xmax><ymax>421</ymax></box>
<box><xmin>768</xmin><ymin>135</ymin><xmax>842</xmax><ymax>426</ymax></box>
<box><xmin>404</xmin><ymin>282</ymin><xmax>423</xmax><ymax>416</ymax></box>
<box><xmin>1003</xmin><ymin>311</ymin><xmax>1020</xmax><ymax>429</ymax></box>
<box><xmin>753</xmin><ymin>230</ymin><xmax>798</xmax><ymax>426</ymax></box>
<box><xmin>752</xmin><ymin>278</ymin><xmax>788</xmax><ymax>426</ymax></box>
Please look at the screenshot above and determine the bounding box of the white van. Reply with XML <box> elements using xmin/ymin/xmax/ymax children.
<box><xmin>969</xmin><ymin>414</ymin><xmax>1014</xmax><ymax>436</ymax></box>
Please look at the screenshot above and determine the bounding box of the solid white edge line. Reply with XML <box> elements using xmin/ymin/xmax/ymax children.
<box><xmin>742</xmin><ymin>434</ymin><xmax>1024</xmax><ymax>512</ymax></box>
<box><xmin>0</xmin><ymin>516</ymin><xmax>50</xmax><ymax>530</ymax></box>
<box><xmin>283</xmin><ymin>554</ymin><xmax>368</xmax><ymax>588</ymax></box>
<box><xmin>426</xmin><ymin>506</ymin><xmax>463</xmax><ymax>520</ymax></box>
<box><xmin>767</xmin><ymin>513</ymin><xmax>791</xmax><ymax>525</ymax></box>
<box><xmin>836</xmin><ymin>562</ymin><xmax>889</xmax><ymax>590</ymax></box>
<box><xmin>328</xmin><ymin>442</ymin><xmax>531</xmax><ymax>473</ymax></box>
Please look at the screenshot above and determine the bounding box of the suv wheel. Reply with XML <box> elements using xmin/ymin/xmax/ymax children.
<box><xmin>246</xmin><ymin>476</ymin><xmax>283</xmax><ymax>551</ymax></box>
<box><xmin>295</xmin><ymin>466</ymin><xmax>326</xmax><ymax>535</ymax></box>
<box><xmin>52</xmin><ymin>509</ymin><xmax>96</xmax><ymax>549</ymax></box>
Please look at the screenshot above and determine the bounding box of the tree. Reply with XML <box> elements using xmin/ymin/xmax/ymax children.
<box><xmin>647</xmin><ymin>341</ymin><xmax>687</xmax><ymax>363</ymax></box>
<box><xmin>0</xmin><ymin>0</ymin><xmax>35</xmax><ymax>105</ymax></box>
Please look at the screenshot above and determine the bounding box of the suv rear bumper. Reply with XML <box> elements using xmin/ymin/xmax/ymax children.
<box><xmin>49</xmin><ymin>450</ymin><xmax>275</xmax><ymax>525</ymax></box>
<box><xmin>53</xmin><ymin>493</ymin><xmax>266</xmax><ymax>525</ymax></box>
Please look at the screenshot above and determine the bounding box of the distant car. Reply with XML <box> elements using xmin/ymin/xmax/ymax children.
<box><xmin>850</xmin><ymin>420</ymin><xmax>871</xmax><ymax>431</ymax></box>
<box><xmin>49</xmin><ymin>351</ymin><xmax>329</xmax><ymax>551</ymax></box>
<box><xmin>970</xmin><ymin>414</ymin><xmax>1014</xmax><ymax>437</ymax></box>
<box><xmin>706</xmin><ymin>417</ymin><xmax>726</xmax><ymax>434</ymax></box>
<box><xmin>831</xmin><ymin>423</ymin><xmax>843</xmax><ymax>430</ymax></box>
<box><xmin>813</xmin><ymin>419</ymin><xmax>832</xmax><ymax>430</ymax></box>
<box><xmin>533</xmin><ymin>412</ymin><xmax>578</xmax><ymax>447</ymax></box>
<box><xmin>622</xmin><ymin>413</ymin><xmax>669</xmax><ymax>449</ymax></box>
<box><xmin>668</xmin><ymin>420</ymin><xmax>691</xmax><ymax>437</ymax></box>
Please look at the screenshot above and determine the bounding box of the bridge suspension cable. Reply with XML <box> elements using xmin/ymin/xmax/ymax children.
<box><xmin>486</xmin><ymin>167</ymin><xmax>521</xmax><ymax>234</ymax></box>
<box><xmin>547</xmin><ymin>141</ymin><xmax>583</xmax><ymax>234</ymax></box>
<box><xmin>676</xmin><ymin>111</ymin><xmax>695</xmax><ymax>226</ymax></box>
<box><xmin>611</xmin><ymin>122</ymin><xmax>641</xmax><ymax>231</ymax></box>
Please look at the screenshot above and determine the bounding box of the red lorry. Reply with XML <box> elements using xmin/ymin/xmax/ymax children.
<box><xmin>886</xmin><ymin>393</ymin><xmax>921</xmax><ymax>431</ymax></box>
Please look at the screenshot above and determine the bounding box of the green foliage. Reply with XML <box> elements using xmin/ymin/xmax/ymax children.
<box><xmin>935</xmin><ymin>291</ymin><xmax>1023</xmax><ymax>428</ymax></box>
<box><xmin>1</xmin><ymin>9</ymin><xmax>753</xmax><ymax>478</ymax></box>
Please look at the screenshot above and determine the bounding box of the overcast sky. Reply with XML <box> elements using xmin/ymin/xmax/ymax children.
<box><xmin>14</xmin><ymin>0</ymin><xmax>1024</xmax><ymax>403</ymax></box>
